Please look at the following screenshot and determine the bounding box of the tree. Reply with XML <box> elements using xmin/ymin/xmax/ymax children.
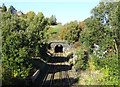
<box><xmin>25</xmin><ymin>11</ymin><xmax>35</xmax><ymax>18</ymax></box>
<box><xmin>1</xmin><ymin>11</ymin><xmax>49</xmax><ymax>85</ymax></box>
<box><xmin>79</xmin><ymin>2</ymin><xmax>119</xmax><ymax>85</ymax></box>
<box><xmin>8</xmin><ymin>5</ymin><xmax>17</xmax><ymax>14</ymax></box>
<box><xmin>46</xmin><ymin>17</ymin><xmax>50</xmax><ymax>24</ymax></box>
<box><xmin>61</xmin><ymin>20</ymin><xmax>83</xmax><ymax>43</ymax></box>
<box><xmin>60</xmin><ymin>25</ymin><xmax>66</xmax><ymax>40</ymax></box>
<box><xmin>26</xmin><ymin>12</ymin><xmax>49</xmax><ymax>57</ymax></box>
<box><xmin>49</xmin><ymin>15</ymin><xmax>57</xmax><ymax>25</ymax></box>
<box><xmin>2</xmin><ymin>12</ymin><xmax>31</xmax><ymax>85</ymax></box>
<box><xmin>2</xmin><ymin>3</ymin><xmax>7</xmax><ymax>12</ymax></box>
<box><xmin>25</xmin><ymin>11</ymin><xmax>36</xmax><ymax>25</ymax></box>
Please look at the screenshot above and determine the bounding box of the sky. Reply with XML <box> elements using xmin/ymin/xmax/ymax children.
<box><xmin>0</xmin><ymin>0</ymin><xmax>100</xmax><ymax>25</ymax></box>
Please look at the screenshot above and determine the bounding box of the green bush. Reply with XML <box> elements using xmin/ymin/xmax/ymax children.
<box><xmin>78</xmin><ymin>2</ymin><xmax>119</xmax><ymax>85</ymax></box>
<box><xmin>92</xmin><ymin>51</ymin><xmax>118</xmax><ymax>85</ymax></box>
<box><xmin>61</xmin><ymin>20</ymin><xmax>83</xmax><ymax>43</ymax></box>
<box><xmin>74</xmin><ymin>47</ymin><xmax>88</xmax><ymax>70</ymax></box>
<box><xmin>1</xmin><ymin>12</ymin><xmax>49</xmax><ymax>85</ymax></box>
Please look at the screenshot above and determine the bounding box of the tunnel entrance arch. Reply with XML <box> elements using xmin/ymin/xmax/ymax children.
<box><xmin>55</xmin><ymin>44</ymin><xmax>63</xmax><ymax>53</ymax></box>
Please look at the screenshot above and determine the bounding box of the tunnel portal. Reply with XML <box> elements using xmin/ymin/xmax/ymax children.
<box><xmin>55</xmin><ymin>44</ymin><xmax>63</xmax><ymax>53</ymax></box>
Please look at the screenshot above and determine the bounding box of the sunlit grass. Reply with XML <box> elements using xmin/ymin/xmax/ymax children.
<box><xmin>48</xmin><ymin>24</ymin><xmax>63</xmax><ymax>40</ymax></box>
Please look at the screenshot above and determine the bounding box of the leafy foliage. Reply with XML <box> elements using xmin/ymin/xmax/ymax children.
<box><xmin>79</xmin><ymin>2</ymin><xmax>119</xmax><ymax>85</ymax></box>
<box><xmin>8</xmin><ymin>5</ymin><xmax>17</xmax><ymax>14</ymax></box>
<box><xmin>74</xmin><ymin>46</ymin><xmax>88</xmax><ymax>71</ymax></box>
<box><xmin>61</xmin><ymin>20</ymin><xmax>84</xmax><ymax>43</ymax></box>
<box><xmin>1</xmin><ymin>11</ymin><xmax>49</xmax><ymax>85</ymax></box>
<box><xmin>25</xmin><ymin>11</ymin><xmax>35</xmax><ymax>19</ymax></box>
<box><xmin>72</xmin><ymin>41</ymin><xmax>81</xmax><ymax>48</ymax></box>
<box><xmin>49</xmin><ymin>15</ymin><xmax>57</xmax><ymax>25</ymax></box>
<box><xmin>2</xmin><ymin>3</ymin><xmax>7</xmax><ymax>12</ymax></box>
<box><xmin>60</xmin><ymin>25</ymin><xmax>66</xmax><ymax>40</ymax></box>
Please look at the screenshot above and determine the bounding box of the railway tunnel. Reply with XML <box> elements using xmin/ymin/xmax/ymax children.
<box><xmin>32</xmin><ymin>41</ymin><xmax>78</xmax><ymax>87</ymax></box>
<box><xmin>48</xmin><ymin>41</ymin><xmax>70</xmax><ymax>53</ymax></box>
<box><xmin>55</xmin><ymin>44</ymin><xmax>63</xmax><ymax>53</ymax></box>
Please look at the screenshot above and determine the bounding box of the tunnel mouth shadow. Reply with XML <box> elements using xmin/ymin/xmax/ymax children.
<box><xmin>47</xmin><ymin>56</ymin><xmax>69</xmax><ymax>63</ymax></box>
<box><xmin>47</xmin><ymin>64</ymin><xmax>72</xmax><ymax>73</ymax></box>
<box><xmin>55</xmin><ymin>44</ymin><xmax>63</xmax><ymax>53</ymax></box>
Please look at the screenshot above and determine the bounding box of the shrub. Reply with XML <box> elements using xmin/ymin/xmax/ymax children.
<box><xmin>74</xmin><ymin>46</ymin><xmax>88</xmax><ymax>70</ymax></box>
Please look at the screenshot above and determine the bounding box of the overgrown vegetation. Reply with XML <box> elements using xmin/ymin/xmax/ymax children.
<box><xmin>60</xmin><ymin>20</ymin><xmax>84</xmax><ymax>43</ymax></box>
<box><xmin>76</xmin><ymin>2</ymin><xmax>119</xmax><ymax>85</ymax></box>
<box><xmin>59</xmin><ymin>1</ymin><xmax>119</xmax><ymax>85</ymax></box>
<box><xmin>0</xmin><ymin>1</ymin><xmax>119</xmax><ymax>86</ymax></box>
<box><xmin>74</xmin><ymin>46</ymin><xmax>88</xmax><ymax>71</ymax></box>
<box><xmin>1</xmin><ymin>7</ymin><xmax>49</xmax><ymax>85</ymax></box>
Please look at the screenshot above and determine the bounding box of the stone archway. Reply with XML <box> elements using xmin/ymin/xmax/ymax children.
<box><xmin>55</xmin><ymin>44</ymin><xmax>63</xmax><ymax>53</ymax></box>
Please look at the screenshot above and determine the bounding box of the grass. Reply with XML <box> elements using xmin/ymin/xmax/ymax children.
<box><xmin>50</xmin><ymin>24</ymin><xmax>63</xmax><ymax>34</ymax></box>
<box><xmin>47</xmin><ymin>24</ymin><xmax>63</xmax><ymax>40</ymax></box>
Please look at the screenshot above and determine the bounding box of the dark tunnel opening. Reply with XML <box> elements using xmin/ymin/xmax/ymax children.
<box><xmin>55</xmin><ymin>45</ymin><xmax>63</xmax><ymax>53</ymax></box>
<box><xmin>48</xmin><ymin>43</ymin><xmax>51</xmax><ymax>50</ymax></box>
